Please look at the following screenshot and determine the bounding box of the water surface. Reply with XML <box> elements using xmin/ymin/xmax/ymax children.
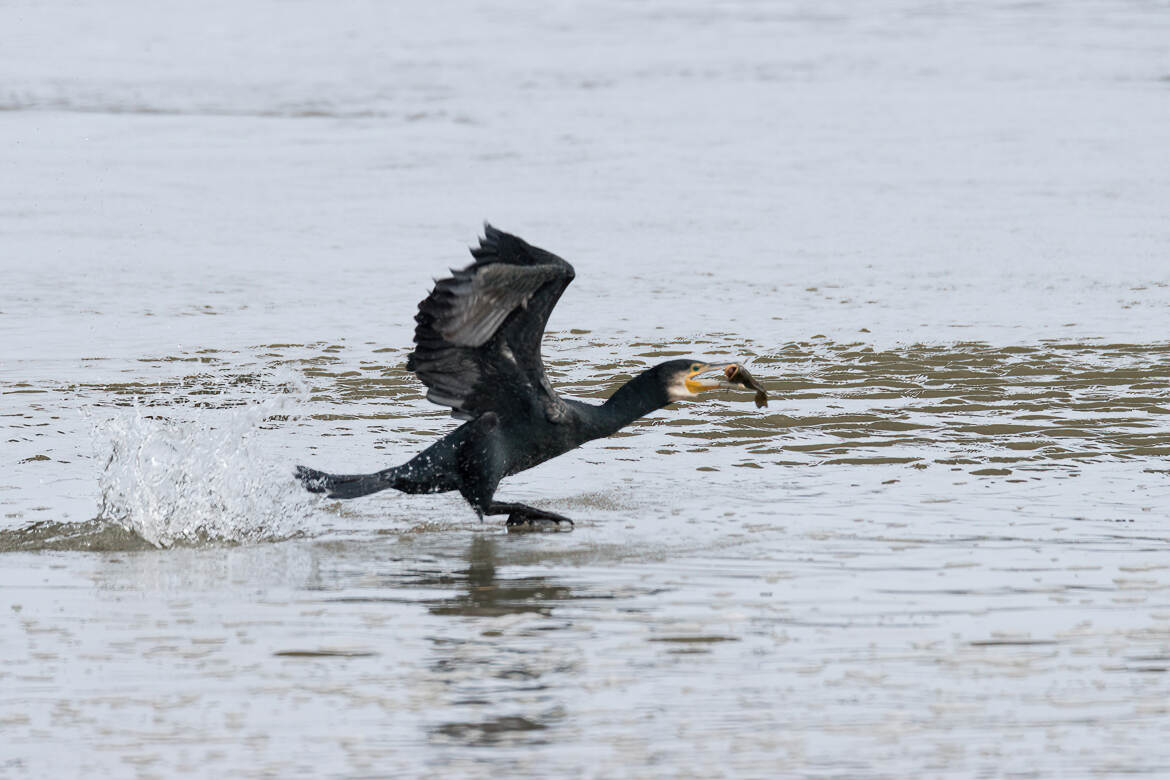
<box><xmin>3</xmin><ymin>0</ymin><xmax>1170</xmax><ymax>777</ymax></box>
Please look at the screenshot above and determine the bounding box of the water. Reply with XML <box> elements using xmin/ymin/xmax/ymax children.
<box><xmin>3</xmin><ymin>0</ymin><xmax>1170</xmax><ymax>776</ymax></box>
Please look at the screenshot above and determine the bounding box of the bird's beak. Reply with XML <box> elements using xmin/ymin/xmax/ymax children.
<box><xmin>684</xmin><ymin>363</ymin><xmax>736</xmax><ymax>394</ymax></box>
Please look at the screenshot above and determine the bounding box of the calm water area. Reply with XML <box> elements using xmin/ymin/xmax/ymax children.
<box><xmin>3</xmin><ymin>1</ymin><xmax>1170</xmax><ymax>777</ymax></box>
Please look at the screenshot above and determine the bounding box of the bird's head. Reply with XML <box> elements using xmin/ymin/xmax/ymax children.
<box><xmin>659</xmin><ymin>359</ymin><xmax>740</xmax><ymax>402</ymax></box>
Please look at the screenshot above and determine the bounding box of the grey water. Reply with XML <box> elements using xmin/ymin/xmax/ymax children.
<box><xmin>3</xmin><ymin>1</ymin><xmax>1170</xmax><ymax>777</ymax></box>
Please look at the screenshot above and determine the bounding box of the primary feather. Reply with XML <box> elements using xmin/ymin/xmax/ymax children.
<box><xmin>406</xmin><ymin>224</ymin><xmax>576</xmax><ymax>422</ymax></box>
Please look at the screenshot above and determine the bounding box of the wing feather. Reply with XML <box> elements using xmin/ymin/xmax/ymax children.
<box><xmin>406</xmin><ymin>225</ymin><xmax>575</xmax><ymax>421</ymax></box>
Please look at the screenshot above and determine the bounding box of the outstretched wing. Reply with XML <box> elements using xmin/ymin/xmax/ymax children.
<box><xmin>406</xmin><ymin>224</ymin><xmax>576</xmax><ymax>422</ymax></box>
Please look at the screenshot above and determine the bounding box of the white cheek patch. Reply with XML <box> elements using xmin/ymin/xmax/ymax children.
<box><xmin>666</xmin><ymin>378</ymin><xmax>692</xmax><ymax>402</ymax></box>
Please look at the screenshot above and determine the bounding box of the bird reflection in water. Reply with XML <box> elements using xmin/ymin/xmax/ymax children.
<box><xmin>426</xmin><ymin>535</ymin><xmax>576</xmax><ymax>747</ymax></box>
<box><xmin>427</xmin><ymin>535</ymin><xmax>575</xmax><ymax>617</ymax></box>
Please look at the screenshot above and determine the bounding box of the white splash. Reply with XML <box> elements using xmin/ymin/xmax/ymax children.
<box><xmin>92</xmin><ymin>371</ymin><xmax>313</xmax><ymax>547</ymax></box>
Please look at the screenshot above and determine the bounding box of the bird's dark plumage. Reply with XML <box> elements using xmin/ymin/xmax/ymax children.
<box><xmin>406</xmin><ymin>225</ymin><xmax>575</xmax><ymax>423</ymax></box>
<box><xmin>297</xmin><ymin>224</ymin><xmax>746</xmax><ymax>527</ymax></box>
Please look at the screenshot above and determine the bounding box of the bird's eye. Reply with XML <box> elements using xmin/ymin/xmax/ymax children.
<box><xmin>690</xmin><ymin>363</ymin><xmax>702</xmax><ymax>373</ymax></box>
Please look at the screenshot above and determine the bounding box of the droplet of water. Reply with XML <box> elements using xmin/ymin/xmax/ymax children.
<box><xmin>91</xmin><ymin>371</ymin><xmax>313</xmax><ymax>547</ymax></box>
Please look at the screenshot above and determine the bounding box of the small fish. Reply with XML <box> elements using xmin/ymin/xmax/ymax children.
<box><xmin>725</xmin><ymin>364</ymin><xmax>768</xmax><ymax>408</ymax></box>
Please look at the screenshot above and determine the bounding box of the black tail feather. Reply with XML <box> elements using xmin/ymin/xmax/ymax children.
<box><xmin>295</xmin><ymin>465</ymin><xmax>391</xmax><ymax>500</ymax></box>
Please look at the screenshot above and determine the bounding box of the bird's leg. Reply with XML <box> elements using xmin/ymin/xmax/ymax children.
<box><xmin>486</xmin><ymin>502</ymin><xmax>574</xmax><ymax>528</ymax></box>
<box><xmin>455</xmin><ymin>413</ymin><xmax>572</xmax><ymax>529</ymax></box>
<box><xmin>456</xmin><ymin>412</ymin><xmax>506</xmax><ymax>519</ymax></box>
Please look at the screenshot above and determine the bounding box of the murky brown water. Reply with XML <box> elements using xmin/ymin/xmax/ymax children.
<box><xmin>4</xmin><ymin>334</ymin><xmax>1170</xmax><ymax>776</ymax></box>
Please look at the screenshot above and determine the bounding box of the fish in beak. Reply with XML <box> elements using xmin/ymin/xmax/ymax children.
<box><xmin>684</xmin><ymin>363</ymin><xmax>769</xmax><ymax>407</ymax></box>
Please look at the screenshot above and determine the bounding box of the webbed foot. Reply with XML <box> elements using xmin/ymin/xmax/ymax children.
<box><xmin>488</xmin><ymin>502</ymin><xmax>574</xmax><ymax>532</ymax></box>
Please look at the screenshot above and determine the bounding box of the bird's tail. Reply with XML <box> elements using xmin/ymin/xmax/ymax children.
<box><xmin>295</xmin><ymin>465</ymin><xmax>393</xmax><ymax>500</ymax></box>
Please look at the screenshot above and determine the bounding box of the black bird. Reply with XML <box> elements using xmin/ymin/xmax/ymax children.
<box><xmin>296</xmin><ymin>225</ymin><xmax>753</xmax><ymax>527</ymax></box>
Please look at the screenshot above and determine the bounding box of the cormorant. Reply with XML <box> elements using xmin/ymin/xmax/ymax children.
<box><xmin>296</xmin><ymin>225</ymin><xmax>757</xmax><ymax>527</ymax></box>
